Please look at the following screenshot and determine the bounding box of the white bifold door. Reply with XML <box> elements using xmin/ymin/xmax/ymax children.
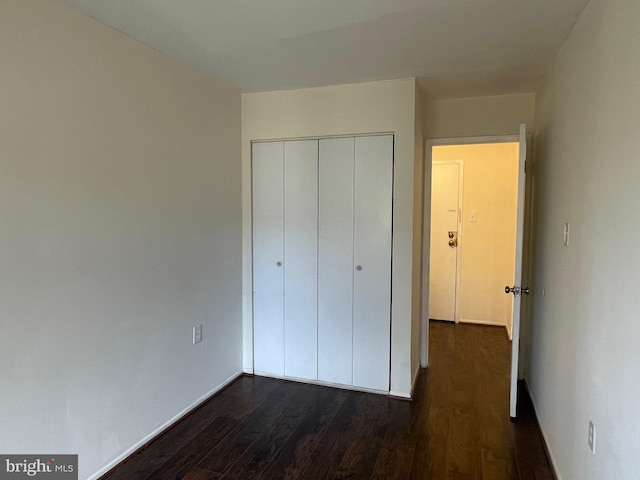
<box><xmin>252</xmin><ymin>135</ymin><xmax>393</xmax><ymax>392</ymax></box>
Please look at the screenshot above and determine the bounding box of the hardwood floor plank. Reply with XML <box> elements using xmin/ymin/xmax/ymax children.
<box><xmin>280</xmin><ymin>391</ymin><xmax>360</xmax><ymax>479</ymax></box>
<box><xmin>180</xmin><ymin>468</ymin><xmax>221</xmax><ymax>480</ymax></box>
<box><xmin>101</xmin><ymin>322</ymin><xmax>555</xmax><ymax>480</ymax></box>
<box><xmin>332</xmin><ymin>394</ymin><xmax>391</xmax><ymax>479</ymax></box>
<box><xmin>196</xmin><ymin>380</ymin><xmax>299</xmax><ymax>475</ymax></box>
<box><xmin>258</xmin><ymin>387</ymin><xmax>347</xmax><ymax>480</ymax></box>
<box><xmin>219</xmin><ymin>385</ymin><xmax>319</xmax><ymax>479</ymax></box>
<box><xmin>144</xmin><ymin>416</ymin><xmax>238</xmax><ymax>480</ymax></box>
<box><xmin>370</xmin><ymin>400</ymin><xmax>416</xmax><ymax>480</ymax></box>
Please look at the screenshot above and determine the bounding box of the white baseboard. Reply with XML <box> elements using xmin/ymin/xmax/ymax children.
<box><xmin>460</xmin><ymin>319</ymin><xmax>511</xmax><ymax>340</ymax></box>
<box><xmin>410</xmin><ymin>364</ymin><xmax>421</xmax><ymax>399</ymax></box>
<box><xmin>253</xmin><ymin>371</ymin><xmax>397</xmax><ymax>397</ymax></box>
<box><xmin>460</xmin><ymin>318</ymin><xmax>505</xmax><ymax>327</ymax></box>
<box><xmin>388</xmin><ymin>390</ymin><xmax>412</xmax><ymax>399</ymax></box>
<box><xmin>525</xmin><ymin>380</ymin><xmax>562</xmax><ymax>480</ymax></box>
<box><xmin>88</xmin><ymin>370</ymin><xmax>243</xmax><ymax>480</ymax></box>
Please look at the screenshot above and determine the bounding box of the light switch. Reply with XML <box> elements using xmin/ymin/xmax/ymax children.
<box><xmin>563</xmin><ymin>222</ymin><xmax>570</xmax><ymax>246</ymax></box>
<box><xmin>469</xmin><ymin>210</ymin><xmax>477</xmax><ymax>222</ymax></box>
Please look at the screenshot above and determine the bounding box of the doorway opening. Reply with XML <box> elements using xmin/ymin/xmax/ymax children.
<box><xmin>420</xmin><ymin>126</ymin><xmax>530</xmax><ymax>418</ymax></box>
<box><xmin>429</xmin><ymin>142</ymin><xmax>519</xmax><ymax>339</ymax></box>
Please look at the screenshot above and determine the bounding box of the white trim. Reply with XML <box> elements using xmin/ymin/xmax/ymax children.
<box><xmin>426</xmin><ymin>134</ymin><xmax>520</xmax><ymax>147</ymax></box>
<box><xmin>87</xmin><ymin>370</ymin><xmax>243</xmax><ymax>480</ymax></box>
<box><xmin>410</xmin><ymin>364</ymin><xmax>421</xmax><ymax>398</ymax></box>
<box><xmin>420</xmin><ymin>317</ymin><xmax>428</xmax><ymax>368</ymax></box>
<box><xmin>460</xmin><ymin>318</ymin><xmax>512</xmax><ymax>339</ymax></box>
<box><xmin>460</xmin><ymin>318</ymin><xmax>505</xmax><ymax>327</ymax></box>
<box><xmin>526</xmin><ymin>383</ymin><xmax>562</xmax><ymax>480</ymax></box>
<box><xmin>420</xmin><ymin>133</ymin><xmax>522</xmax><ymax>375</ymax></box>
<box><xmin>389</xmin><ymin>390</ymin><xmax>412</xmax><ymax>400</ymax></box>
<box><xmin>249</xmin><ymin>131</ymin><xmax>395</xmax><ymax>144</ymax></box>
<box><xmin>253</xmin><ymin>371</ymin><xmax>390</xmax><ymax>396</ymax></box>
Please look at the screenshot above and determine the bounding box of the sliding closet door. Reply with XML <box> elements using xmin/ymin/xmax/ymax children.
<box><xmin>318</xmin><ymin>137</ymin><xmax>355</xmax><ymax>385</ymax></box>
<box><xmin>284</xmin><ymin>140</ymin><xmax>318</xmax><ymax>379</ymax></box>
<box><xmin>252</xmin><ymin>142</ymin><xmax>285</xmax><ymax>376</ymax></box>
<box><xmin>352</xmin><ymin>135</ymin><xmax>393</xmax><ymax>391</ymax></box>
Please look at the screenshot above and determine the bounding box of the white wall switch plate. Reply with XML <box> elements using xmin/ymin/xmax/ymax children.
<box><xmin>588</xmin><ymin>420</ymin><xmax>596</xmax><ymax>454</ymax></box>
<box><xmin>193</xmin><ymin>324</ymin><xmax>202</xmax><ymax>344</ymax></box>
<box><xmin>469</xmin><ymin>210</ymin><xmax>477</xmax><ymax>222</ymax></box>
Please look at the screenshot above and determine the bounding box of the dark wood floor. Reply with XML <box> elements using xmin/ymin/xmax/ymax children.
<box><xmin>101</xmin><ymin>321</ymin><xmax>554</xmax><ymax>480</ymax></box>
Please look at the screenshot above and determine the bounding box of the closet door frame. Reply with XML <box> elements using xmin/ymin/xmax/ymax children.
<box><xmin>251</xmin><ymin>134</ymin><xmax>394</xmax><ymax>394</ymax></box>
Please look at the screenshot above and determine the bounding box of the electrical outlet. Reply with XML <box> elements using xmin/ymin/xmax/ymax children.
<box><xmin>193</xmin><ymin>325</ymin><xmax>202</xmax><ymax>344</ymax></box>
<box><xmin>588</xmin><ymin>420</ymin><xmax>596</xmax><ymax>454</ymax></box>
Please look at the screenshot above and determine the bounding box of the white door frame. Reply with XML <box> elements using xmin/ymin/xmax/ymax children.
<box><xmin>420</xmin><ymin>134</ymin><xmax>522</xmax><ymax>368</ymax></box>
<box><xmin>429</xmin><ymin>159</ymin><xmax>464</xmax><ymax>323</ymax></box>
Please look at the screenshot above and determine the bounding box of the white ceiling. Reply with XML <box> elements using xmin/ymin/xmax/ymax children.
<box><xmin>56</xmin><ymin>0</ymin><xmax>590</xmax><ymax>98</ymax></box>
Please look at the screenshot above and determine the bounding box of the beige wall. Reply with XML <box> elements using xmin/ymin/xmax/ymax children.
<box><xmin>529</xmin><ymin>0</ymin><xmax>640</xmax><ymax>478</ymax></box>
<box><xmin>0</xmin><ymin>1</ymin><xmax>242</xmax><ymax>479</ymax></box>
<box><xmin>432</xmin><ymin>144</ymin><xmax>518</xmax><ymax>335</ymax></box>
<box><xmin>424</xmin><ymin>93</ymin><xmax>536</xmax><ymax>139</ymax></box>
<box><xmin>242</xmin><ymin>78</ymin><xmax>418</xmax><ymax>397</ymax></box>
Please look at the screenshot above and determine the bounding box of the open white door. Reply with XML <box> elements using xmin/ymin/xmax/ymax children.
<box><xmin>507</xmin><ymin>124</ymin><xmax>529</xmax><ymax>418</ymax></box>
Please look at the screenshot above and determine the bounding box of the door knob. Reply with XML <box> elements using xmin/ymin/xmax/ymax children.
<box><xmin>505</xmin><ymin>285</ymin><xmax>520</xmax><ymax>295</ymax></box>
<box><xmin>356</xmin><ymin>265</ymin><xmax>363</xmax><ymax>271</ymax></box>
<box><xmin>448</xmin><ymin>240</ymin><xmax>456</xmax><ymax>248</ymax></box>
<box><xmin>448</xmin><ymin>231</ymin><xmax>455</xmax><ymax>239</ymax></box>
<box><xmin>505</xmin><ymin>286</ymin><xmax>531</xmax><ymax>296</ymax></box>
<box><xmin>276</xmin><ymin>261</ymin><xmax>282</xmax><ymax>267</ymax></box>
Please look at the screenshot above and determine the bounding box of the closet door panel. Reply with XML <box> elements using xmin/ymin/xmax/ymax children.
<box><xmin>284</xmin><ymin>140</ymin><xmax>318</xmax><ymax>380</ymax></box>
<box><xmin>352</xmin><ymin>135</ymin><xmax>393</xmax><ymax>391</ymax></box>
<box><xmin>252</xmin><ymin>142</ymin><xmax>285</xmax><ymax>376</ymax></box>
<box><xmin>318</xmin><ymin>137</ymin><xmax>355</xmax><ymax>386</ymax></box>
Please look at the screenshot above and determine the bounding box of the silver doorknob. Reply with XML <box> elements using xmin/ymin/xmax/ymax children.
<box><xmin>505</xmin><ymin>286</ymin><xmax>530</xmax><ymax>296</ymax></box>
<box><xmin>356</xmin><ymin>265</ymin><xmax>363</xmax><ymax>271</ymax></box>
<box><xmin>276</xmin><ymin>261</ymin><xmax>282</xmax><ymax>267</ymax></box>
<box><xmin>505</xmin><ymin>285</ymin><xmax>521</xmax><ymax>295</ymax></box>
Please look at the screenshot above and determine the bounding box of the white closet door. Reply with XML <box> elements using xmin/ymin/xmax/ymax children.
<box><xmin>352</xmin><ymin>135</ymin><xmax>393</xmax><ymax>391</ymax></box>
<box><xmin>284</xmin><ymin>140</ymin><xmax>318</xmax><ymax>380</ymax></box>
<box><xmin>252</xmin><ymin>142</ymin><xmax>285</xmax><ymax>376</ymax></box>
<box><xmin>318</xmin><ymin>137</ymin><xmax>355</xmax><ymax>386</ymax></box>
